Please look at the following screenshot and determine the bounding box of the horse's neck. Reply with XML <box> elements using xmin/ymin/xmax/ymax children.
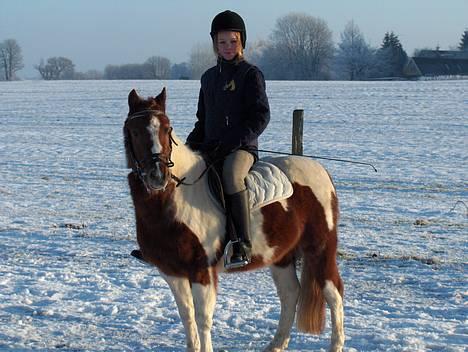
<box><xmin>169</xmin><ymin>133</ymin><xmax>224</xmax><ymax>260</ymax></box>
<box><xmin>169</xmin><ymin>132</ymin><xmax>223</xmax><ymax>232</ymax></box>
<box><xmin>170</xmin><ymin>132</ymin><xmax>207</xmax><ymax>183</ymax></box>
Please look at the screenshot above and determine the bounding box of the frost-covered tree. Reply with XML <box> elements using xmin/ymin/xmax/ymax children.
<box><xmin>189</xmin><ymin>43</ymin><xmax>216</xmax><ymax>80</ymax></box>
<box><xmin>270</xmin><ymin>13</ymin><xmax>334</xmax><ymax>80</ymax></box>
<box><xmin>35</xmin><ymin>57</ymin><xmax>75</xmax><ymax>80</ymax></box>
<box><xmin>334</xmin><ymin>20</ymin><xmax>374</xmax><ymax>80</ymax></box>
<box><xmin>372</xmin><ymin>31</ymin><xmax>408</xmax><ymax>78</ymax></box>
<box><xmin>171</xmin><ymin>62</ymin><xmax>191</xmax><ymax>80</ymax></box>
<box><xmin>0</xmin><ymin>39</ymin><xmax>24</xmax><ymax>81</ymax></box>
<box><xmin>458</xmin><ymin>30</ymin><xmax>468</xmax><ymax>51</ymax></box>
<box><xmin>144</xmin><ymin>56</ymin><xmax>171</xmax><ymax>79</ymax></box>
<box><xmin>243</xmin><ymin>39</ymin><xmax>289</xmax><ymax>79</ymax></box>
<box><xmin>244</xmin><ymin>39</ymin><xmax>269</xmax><ymax>67</ymax></box>
<box><xmin>252</xmin><ymin>42</ymin><xmax>291</xmax><ymax>80</ymax></box>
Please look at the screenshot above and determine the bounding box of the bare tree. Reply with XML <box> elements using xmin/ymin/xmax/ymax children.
<box><xmin>35</xmin><ymin>57</ymin><xmax>75</xmax><ymax>80</ymax></box>
<box><xmin>189</xmin><ymin>43</ymin><xmax>216</xmax><ymax>80</ymax></box>
<box><xmin>334</xmin><ymin>20</ymin><xmax>374</xmax><ymax>80</ymax></box>
<box><xmin>271</xmin><ymin>13</ymin><xmax>334</xmax><ymax>80</ymax></box>
<box><xmin>0</xmin><ymin>39</ymin><xmax>24</xmax><ymax>81</ymax></box>
<box><xmin>144</xmin><ymin>56</ymin><xmax>171</xmax><ymax>79</ymax></box>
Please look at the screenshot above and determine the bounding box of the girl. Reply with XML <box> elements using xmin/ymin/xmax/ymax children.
<box><xmin>186</xmin><ymin>10</ymin><xmax>270</xmax><ymax>268</ymax></box>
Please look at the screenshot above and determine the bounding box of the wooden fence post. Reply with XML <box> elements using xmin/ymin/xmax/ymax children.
<box><xmin>292</xmin><ymin>109</ymin><xmax>304</xmax><ymax>155</ymax></box>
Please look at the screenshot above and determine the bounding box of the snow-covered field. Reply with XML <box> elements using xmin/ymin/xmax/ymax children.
<box><xmin>0</xmin><ymin>79</ymin><xmax>466</xmax><ymax>351</ymax></box>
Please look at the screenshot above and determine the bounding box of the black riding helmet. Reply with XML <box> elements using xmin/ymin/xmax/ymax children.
<box><xmin>210</xmin><ymin>10</ymin><xmax>246</xmax><ymax>48</ymax></box>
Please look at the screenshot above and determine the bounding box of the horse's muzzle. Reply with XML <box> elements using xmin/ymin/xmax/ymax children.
<box><xmin>144</xmin><ymin>166</ymin><xmax>169</xmax><ymax>191</ymax></box>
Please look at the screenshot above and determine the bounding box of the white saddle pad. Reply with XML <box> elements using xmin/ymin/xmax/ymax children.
<box><xmin>245</xmin><ymin>161</ymin><xmax>293</xmax><ymax>210</ymax></box>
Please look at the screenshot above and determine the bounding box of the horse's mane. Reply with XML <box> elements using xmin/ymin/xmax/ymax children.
<box><xmin>123</xmin><ymin>125</ymin><xmax>133</xmax><ymax>169</ymax></box>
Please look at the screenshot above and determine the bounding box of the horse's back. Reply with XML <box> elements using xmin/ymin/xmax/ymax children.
<box><xmin>263</xmin><ymin>156</ymin><xmax>337</xmax><ymax>232</ymax></box>
<box><xmin>263</xmin><ymin>156</ymin><xmax>335</xmax><ymax>195</ymax></box>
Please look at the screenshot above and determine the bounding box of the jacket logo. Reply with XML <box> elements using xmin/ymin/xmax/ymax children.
<box><xmin>223</xmin><ymin>79</ymin><xmax>236</xmax><ymax>91</ymax></box>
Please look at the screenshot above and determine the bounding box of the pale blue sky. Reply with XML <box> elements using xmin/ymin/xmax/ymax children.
<box><xmin>1</xmin><ymin>0</ymin><xmax>466</xmax><ymax>78</ymax></box>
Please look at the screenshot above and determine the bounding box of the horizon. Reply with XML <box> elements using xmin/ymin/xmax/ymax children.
<box><xmin>1</xmin><ymin>0</ymin><xmax>467</xmax><ymax>79</ymax></box>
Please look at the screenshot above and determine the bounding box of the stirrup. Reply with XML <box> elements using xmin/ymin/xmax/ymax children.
<box><xmin>223</xmin><ymin>240</ymin><xmax>250</xmax><ymax>269</ymax></box>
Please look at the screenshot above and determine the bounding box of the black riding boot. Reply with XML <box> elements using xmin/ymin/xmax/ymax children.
<box><xmin>226</xmin><ymin>189</ymin><xmax>252</xmax><ymax>268</ymax></box>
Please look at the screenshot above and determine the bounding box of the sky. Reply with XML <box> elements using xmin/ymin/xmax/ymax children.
<box><xmin>1</xmin><ymin>0</ymin><xmax>467</xmax><ymax>78</ymax></box>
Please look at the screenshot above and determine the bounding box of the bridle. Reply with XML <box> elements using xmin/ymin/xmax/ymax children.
<box><xmin>124</xmin><ymin>109</ymin><xmax>178</xmax><ymax>189</ymax></box>
<box><xmin>124</xmin><ymin>109</ymin><xmax>221</xmax><ymax>191</ymax></box>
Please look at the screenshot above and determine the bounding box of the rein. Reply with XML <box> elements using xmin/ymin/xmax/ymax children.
<box><xmin>170</xmin><ymin>157</ymin><xmax>222</xmax><ymax>187</ymax></box>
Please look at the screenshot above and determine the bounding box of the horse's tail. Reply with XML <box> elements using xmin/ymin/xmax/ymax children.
<box><xmin>296</xmin><ymin>254</ymin><xmax>326</xmax><ymax>334</ymax></box>
<box><xmin>296</xmin><ymin>190</ymin><xmax>343</xmax><ymax>335</ymax></box>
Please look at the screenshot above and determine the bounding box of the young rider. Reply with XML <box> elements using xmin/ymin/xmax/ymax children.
<box><xmin>186</xmin><ymin>10</ymin><xmax>270</xmax><ymax>268</ymax></box>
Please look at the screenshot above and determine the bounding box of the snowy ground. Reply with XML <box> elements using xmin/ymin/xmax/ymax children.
<box><xmin>0</xmin><ymin>79</ymin><xmax>466</xmax><ymax>351</ymax></box>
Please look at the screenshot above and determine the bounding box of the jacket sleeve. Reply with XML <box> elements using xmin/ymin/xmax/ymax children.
<box><xmin>186</xmin><ymin>87</ymin><xmax>205</xmax><ymax>150</ymax></box>
<box><xmin>224</xmin><ymin>67</ymin><xmax>270</xmax><ymax>149</ymax></box>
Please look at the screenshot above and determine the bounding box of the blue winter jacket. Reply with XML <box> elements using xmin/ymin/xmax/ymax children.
<box><xmin>186</xmin><ymin>58</ymin><xmax>270</xmax><ymax>157</ymax></box>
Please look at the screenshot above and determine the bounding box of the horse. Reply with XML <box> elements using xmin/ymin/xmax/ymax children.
<box><xmin>123</xmin><ymin>88</ymin><xmax>344</xmax><ymax>352</ymax></box>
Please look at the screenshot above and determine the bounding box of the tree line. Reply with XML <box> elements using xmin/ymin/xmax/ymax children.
<box><xmin>1</xmin><ymin>14</ymin><xmax>467</xmax><ymax>81</ymax></box>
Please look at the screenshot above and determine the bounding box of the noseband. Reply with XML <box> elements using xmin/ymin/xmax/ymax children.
<box><xmin>124</xmin><ymin>110</ymin><xmax>177</xmax><ymax>188</ymax></box>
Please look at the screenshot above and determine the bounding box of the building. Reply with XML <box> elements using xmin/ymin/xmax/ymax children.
<box><xmin>412</xmin><ymin>50</ymin><xmax>468</xmax><ymax>77</ymax></box>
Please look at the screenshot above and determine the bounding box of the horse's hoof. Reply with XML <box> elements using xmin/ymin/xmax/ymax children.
<box><xmin>263</xmin><ymin>338</ymin><xmax>289</xmax><ymax>352</ymax></box>
<box><xmin>329</xmin><ymin>348</ymin><xmax>343</xmax><ymax>352</ymax></box>
<box><xmin>131</xmin><ymin>249</ymin><xmax>150</xmax><ymax>265</ymax></box>
<box><xmin>263</xmin><ymin>348</ymin><xmax>283</xmax><ymax>352</ymax></box>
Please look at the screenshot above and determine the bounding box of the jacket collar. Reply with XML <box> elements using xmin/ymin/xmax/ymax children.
<box><xmin>217</xmin><ymin>55</ymin><xmax>244</xmax><ymax>73</ymax></box>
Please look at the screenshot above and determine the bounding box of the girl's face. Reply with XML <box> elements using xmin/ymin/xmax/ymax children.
<box><xmin>216</xmin><ymin>31</ymin><xmax>242</xmax><ymax>61</ymax></box>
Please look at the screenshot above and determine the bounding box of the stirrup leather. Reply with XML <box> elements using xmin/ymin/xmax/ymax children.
<box><xmin>223</xmin><ymin>240</ymin><xmax>250</xmax><ymax>269</ymax></box>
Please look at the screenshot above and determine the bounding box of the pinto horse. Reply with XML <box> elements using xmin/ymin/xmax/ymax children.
<box><xmin>124</xmin><ymin>88</ymin><xmax>344</xmax><ymax>352</ymax></box>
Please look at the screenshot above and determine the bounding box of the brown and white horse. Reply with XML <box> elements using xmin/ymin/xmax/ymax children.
<box><xmin>124</xmin><ymin>88</ymin><xmax>344</xmax><ymax>352</ymax></box>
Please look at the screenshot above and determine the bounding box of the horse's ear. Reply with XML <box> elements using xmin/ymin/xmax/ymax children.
<box><xmin>128</xmin><ymin>89</ymin><xmax>141</xmax><ymax>112</ymax></box>
<box><xmin>154</xmin><ymin>87</ymin><xmax>166</xmax><ymax>112</ymax></box>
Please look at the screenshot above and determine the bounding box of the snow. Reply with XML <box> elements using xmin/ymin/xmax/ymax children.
<box><xmin>0</xmin><ymin>79</ymin><xmax>466</xmax><ymax>351</ymax></box>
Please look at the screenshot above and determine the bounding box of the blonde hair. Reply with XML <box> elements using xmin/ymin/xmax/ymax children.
<box><xmin>212</xmin><ymin>31</ymin><xmax>244</xmax><ymax>60</ymax></box>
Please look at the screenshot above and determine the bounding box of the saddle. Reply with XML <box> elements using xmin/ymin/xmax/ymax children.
<box><xmin>206</xmin><ymin>158</ymin><xmax>293</xmax><ymax>268</ymax></box>
<box><xmin>207</xmin><ymin>158</ymin><xmax>293</xmax><ymax>212</ymax></box>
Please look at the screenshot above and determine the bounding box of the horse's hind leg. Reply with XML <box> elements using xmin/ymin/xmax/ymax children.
<box><xmin>321</xmin><ymin>235</ymin><xmax>344</xmax><ymax>352</ymax></box>
<box><xmin>323</xmin><ymin>279</ymin><xmax>344</xmax><ymax>352</ymax></box>
<box><xmin>264</xmin><ymin>262</ymin><xmax>300</xmax><ymax>352</ymax></box>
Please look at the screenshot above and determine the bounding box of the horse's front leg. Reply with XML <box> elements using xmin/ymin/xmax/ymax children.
<box><xmin>191</xmin><ymin>269</ymin><xmax>218</xmax><ymax>352</ymax></box>
<box><xmin>163</xmin><ymin>274</ymin><xmax>201</xmax><ymax>352</ymax></box>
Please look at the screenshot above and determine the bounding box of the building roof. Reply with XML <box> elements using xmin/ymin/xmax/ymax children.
<box><xmin>412</xmin><ymin>50</ymin><xmax>468</xmax><ymax>76</ymax></box>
